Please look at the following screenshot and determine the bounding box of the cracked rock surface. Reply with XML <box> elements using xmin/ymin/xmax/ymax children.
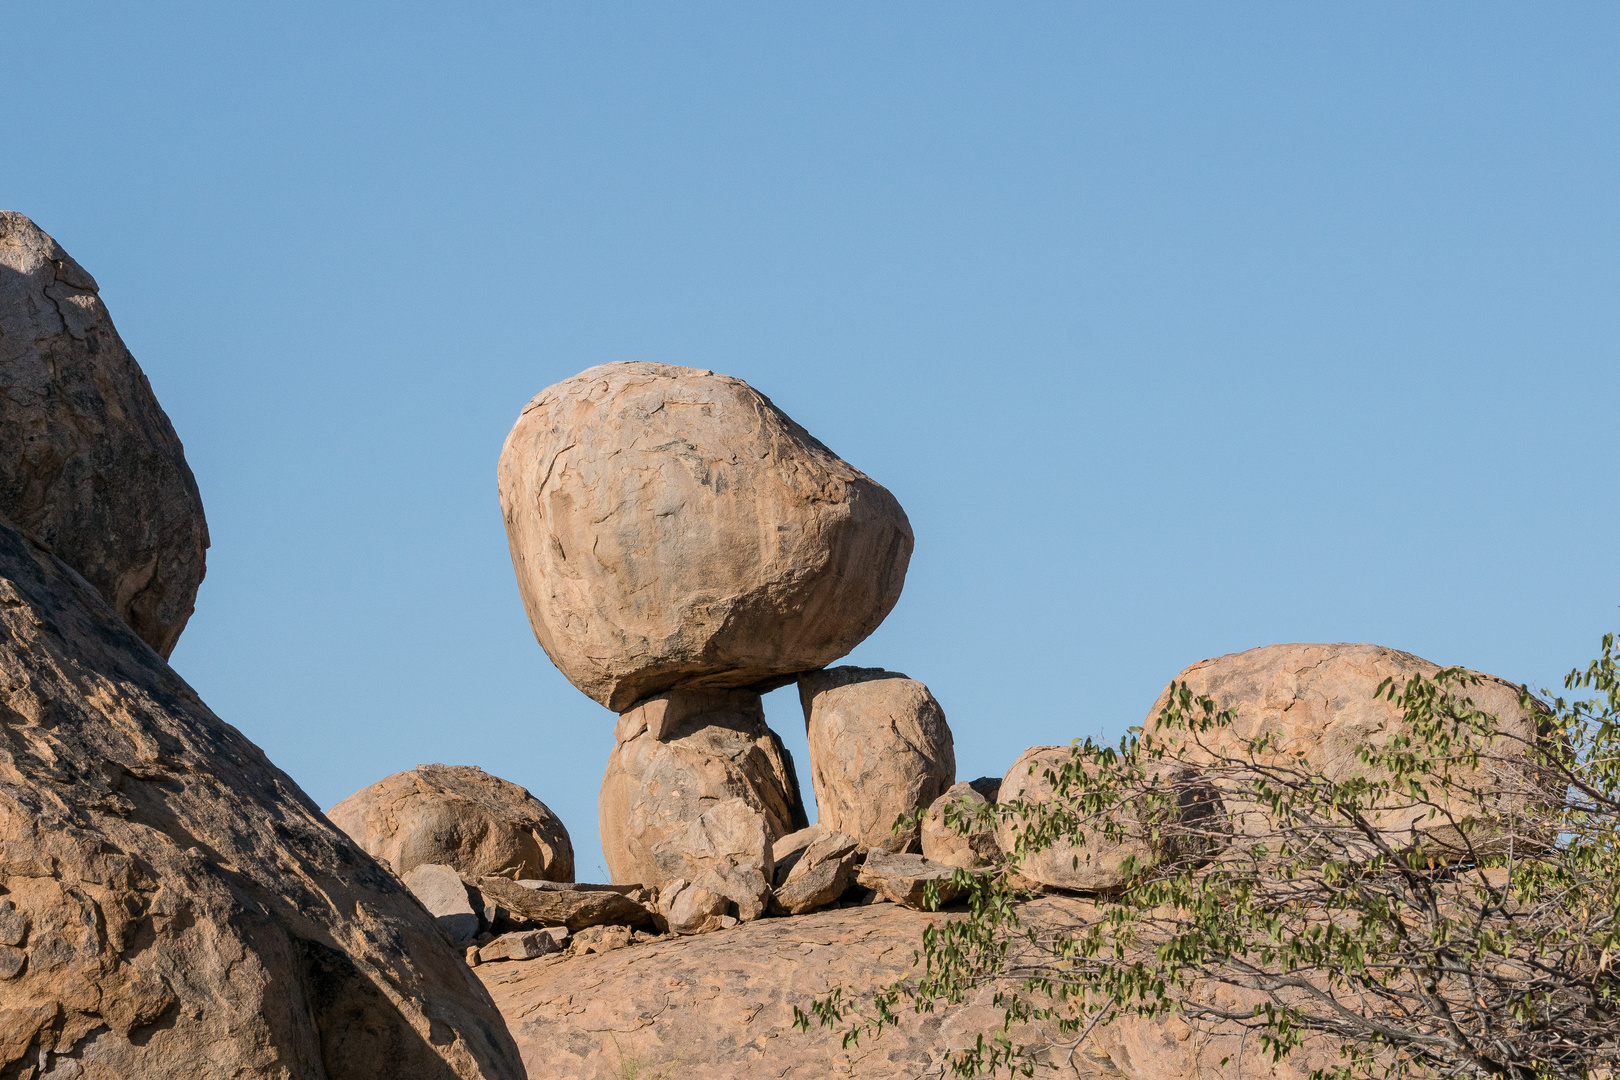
<box><xmin>498</xmin><ymin>361</ymin><xmax>913</xmax><ymax>712</ymax></box>
<box><xmin>0</xmin><ymin>520</ymin><xmax>523</xmax><ymax>1080</ymax></box>
<box><xmin>0</xmin><ymin>212</ymin><xmax>208</xmax><ymax>658</ymax></box>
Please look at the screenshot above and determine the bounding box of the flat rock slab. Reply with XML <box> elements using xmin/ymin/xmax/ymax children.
<box><xmin>477</xmin><ymin>899</ymin><xmax>1310</xmax><ymax>1079</ymax></box>
<box><xmin>403</xmin><ymin>863</ymin><xmax>481</xmax><ymax>943</ymax></box>
<box><xmin>473</xmin><ymin>876</ymin><xmax>655</xmax><ymax>933</ymax></box>
<box><xmin>857</xmin><ymin>850</ymin><xmax>972</xmax><ymax>909</ymax></box>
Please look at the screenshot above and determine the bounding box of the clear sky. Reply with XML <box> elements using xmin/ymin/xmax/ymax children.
<box><xmin>7</xmin><ymin>4</ymin><xmax>1617</xmax><ymax>880</ymax></box>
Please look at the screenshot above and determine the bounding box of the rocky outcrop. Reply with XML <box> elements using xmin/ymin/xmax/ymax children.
<box><xmin>0</xmin><ymin>212</ymin><xmax>208</xmax><ymax>659</ymax></box>
<box><xmin>599</xmin><ymin>689</ymin><xmax>806</xmax><ymax>901</ymax></box>
<box><xmin>477</xmin><ymin>897</ymin><xmax>1312</xmax><ymax>1079</ymax></box>
<box><xmin>922</xmin><ymin>777</ymin><xmax>1003</xmax><ymax>868</ymax></box>
<box><xmin>799</xmin><ymin>667</ymin><xmax>955</xmax><ymax>852</ymax></box>
<box><xmin>0</xmin><ymin>520</ymin><xmax>522</xmax><ymax>1079</ymax></box>
<box><xmin>498</xmin><ymin>362</ymin><xmax>914</xmax><ymax>712</ymax></box>
<box><xmin>328</xmin><ymin>763</ymin><xmax>574</xmax><ymax>882</ymax></box>
<box><xmin>1145</xmin><ymin>643</ymin><xmax>1545</xmax><ymax>857</ymax></box>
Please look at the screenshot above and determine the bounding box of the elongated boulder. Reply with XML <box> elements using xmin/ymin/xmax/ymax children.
<box><xmin>0</xmin><ymin>212</ymin><xmax>208</xmax><ymax>658</ymax></box>
<box><xmin>1144</xmin><ymin>643</ymin><xmax>1545</xmax><ymax>858</ymax></box>
<box><xmin>600</xmin><ymin>689</ymin><xmax>807</xmax><ymax>897</ymax></box>
<box><xmin>329</xmin><ymin>763</ymin><xmax>574</xmax><ymax>882</ymax></box>
<box><xmin>799</xmin><ymin>667</ymin><xmax>955</xmax><ymax>852</ymax></box>
<box><xmin>0</xmin><ymin>520</ymin><xmax>523</xmax><ymax>1079</ymax></box>
<box><xmin>498</xmin><ymin>362</ymin><xmax>914</xmax><ymax>711</ymax></box>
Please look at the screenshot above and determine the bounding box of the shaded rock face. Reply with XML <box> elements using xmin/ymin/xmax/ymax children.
<box><xmin>498</xmin><ymin>362</ymin><xmax>914</xmax><ymax>712</ymax></box>
<box><xmin>0</xmin><ymin>212</ymin><xmax>208</xmax><ymax>658</ymax></box>
<box><xmin>799</xmin><ymin>667</ymin><xmax>955</xmax><ymax>852</ymax></box>
<box><xmin>921</xmin><ymin>777</ymin><xmax>1003</xmax><ymax>869</ymax></box>
<box><xmin>0</xmin><ymin>522</ymin><xmax>522</xmax><ymax>1080</ymax></box>
<box><xmin>328</xmin><ymin>763</ymin><xmax>574</xmax><ymax>883</ymax></box>
<box><xmin>1145</xmin><ymin>643</ymin><xmax>1544</xmax><ymax>855</ymax></box>
<box><xmin>477</xmin><ymin>897</ymin><xmax>1306</xmax><ymax>1079</ymax></box>
<box><xmin>599</xmin><ymin>689</ymin><xmax>807</xmax><ymax>890</ymax></box>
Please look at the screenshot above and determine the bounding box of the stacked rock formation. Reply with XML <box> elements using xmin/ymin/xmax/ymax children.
<box><xmin>0</xmin><ymin>212</ymin><xmax>208</xmax><ymax>658</ymax></box>
<box><xmin>0</xmin><ymin>215</ymin><xmax>521</xmax><ymax>1079</ymax></box>
<box><xmin>498</xmin><ymin>362</ymin><xmax>969</xmax><ymax>922</ymax></box>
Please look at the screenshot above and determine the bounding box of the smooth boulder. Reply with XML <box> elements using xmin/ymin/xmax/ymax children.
<box><xmin>1144</xmin><ymin>643</ymin><xmax>1545</xmax><ymax>857</ymax></box>
<box><xmin>921</xmin><ymin>777</ymin><xmax>1003</xmax><ymax>869</ymax></box>
<box><xmin>600</xmin><ymin>689</ymin><xmax>806</xmax><ymax>896</ymax></box>
<box><xmin>0</xmin><ymin>212</ymin><xmax>208</xmax><ymax>658</ymax></box>
<box><xmin>799</xmin><ymin>667</ymin><xmax>955</xmax><ymax>852</ymax></box>
<box><xmin>498</xmin><ymin>362</ymin><xmax>914</xmax><ymax>711</ymax></box>
<box><xmin>329</xmin><ymin>763</ymin><xmax>573</xmax><ymax>882</ymax></box>
<box><xmin>0</xmin><ymin>520</ymin><xmax>521</xmax><ymax>1079</ymax></box>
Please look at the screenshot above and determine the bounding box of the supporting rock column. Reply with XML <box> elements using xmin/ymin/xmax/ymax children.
<box><xmin>599</xmin><ymin>689</ymin><xmax>808</xmax><ymax>919</ymax></box>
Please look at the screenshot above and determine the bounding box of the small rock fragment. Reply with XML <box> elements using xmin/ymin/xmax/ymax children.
<box><xmin>571</xmin><ymin>925</ymin><xmax>634</xmax><ymax>955</ymax></box>
<box><xmin>0</xmin><ymin>945</ymin><xmax>24</xmax><ymax>979</ymax></box>
<box><xmin>478</xmin><ymin>929</ymin><xmax>568</xmax><ymax>963</ymax></box>
<box><xmin>402</xmin><ymin>863</ymin><xmax>481</xmax><ymax>943</ymax></box>
<box><xmin>659</xmin><ymin>879</ymin><xmax>729</xmax><ymax>936</ymax></box>
<box><xmin>921</xmin><ymin>778</ymin><xmax>1003</xmax><ymax>869</ymax></box>
<box><xmin>771</xmin><ymin>830</ymin><xmax>860</xmax><ymax>915</ymax></box>
<box><xmin>0</xmin><ymin>900</ymin><xmax>28</xmax><ymax>947</ymax></box>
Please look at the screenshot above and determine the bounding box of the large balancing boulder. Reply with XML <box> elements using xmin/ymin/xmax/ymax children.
<box><xmin>0</xmin><ymin>521</ymin><xmax>523</xmax><ymax>1080</ymax></box>
<box><xmin>1143</xmin><ymin>642</ymin><xmax>1544</xmax><ymax>858</ymax></box>
<box><xmin>599</xmin><ymin>689</ymin><xmax>807</xmax><ymax>907</ymax></box>
<box><xmin>329</xmin><ymin>763</ymin><xmax>574</xmax><ymax>882</ymax></box>
<box><xmin>0</xmin><ymin>212</ymin><xmax>208</xmax><ymax>658</ymax></box>
<box><xmin>799</xmin><ymin>667</ymin><xmax>955</xmax><ymax>852</ymax></box>
<box><xmin>498</xmin><ymin>362</ymin><xmax>913</xmax><ymax>712</ymax></box>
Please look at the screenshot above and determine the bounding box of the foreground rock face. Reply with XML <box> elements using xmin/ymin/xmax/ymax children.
<box><xmin>498</xmin><ymin>362</ymin><xmax>914</xmax><ymax>712</ymax></box>
<box><xmin>328</xmin><ymin>763</ymin><xmax>574</xmax><ymax>882</ymax></box>
<box><xmin>477</xmin><ymin>898</ymin><xmax>1317</xmax><ymax>1079</ymax></box>
<box><xmin>800</xmin><ymin>667</ymin><xmax>956</xmax><ymax>852</ymax></box>
<box><xmin>599</xmin><ymin>689</ymin><xmax>806</xmax><ymax>892</ymax></box>
<box><xmin>1145</xmin><ymin>643</ymin><xmax>1544</xmax><ymax>854</ymax></box>
<box><xmin>0</xmin><ymin>521</ymin><xmax>522</xmax><ymax>1079</ymax></box>
<box><xmin>0</xmin><ymin>212</ymin><xmax>208</xmax><ymax>659</ymax></box>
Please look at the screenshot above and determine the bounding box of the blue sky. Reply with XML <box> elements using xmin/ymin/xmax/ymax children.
<box><xmin>7</xmin><ymin>4</ymin><xmax>1617</xmax><ymax>878</ymax></box>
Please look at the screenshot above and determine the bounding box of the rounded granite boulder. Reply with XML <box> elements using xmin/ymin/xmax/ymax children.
<box><xmin>328</xmin><ymin>764</ymin><xmax>574</xmax><ymax>882</ymax></box>
<box><xmin>497</xmin><ymin>362</ymin><xmax>913</xmax><ymax>712</ymax></box>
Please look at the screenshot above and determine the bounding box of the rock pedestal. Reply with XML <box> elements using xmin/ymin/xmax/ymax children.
<box><xmin>0</xmin><ymin>212</ymin><xmax>209</xmax><ymax>658</ymax></box>
<box><xmin>328</xmin><ymin>763</ymin><xmax>573</xmax><ymax>882</ymax></box>
<box><xmin>799</xmin><ymin>667</ymin><xmax>955</xmax><ymax>852</ymax></box>
<box><xmin>599</xmin><ymin>689</ymin><xmax>807</xmax><ymax>908</ymax></box>
<box><xmin>498</xmin><ymin>362</ymin><xmax>913</xmax><ymax>712</ymax></box>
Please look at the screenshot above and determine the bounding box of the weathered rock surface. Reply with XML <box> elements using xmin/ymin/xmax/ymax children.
<box><xmin>0</xmin><ymin>520</ymin><xmax>521</xmax><ymax>1078</ymax></box>
<box><xmin>771</xmin><ymin>828</ymin><xmax>860</xmax><ymax>915</ymax></box>
<box><xmin>0</xmin><ymin>212</ymin><xmax>208</xmax><ymax>658</ymax></box>
<box><xmin>800</xmin><ymin>666</ymin><xmax>956</xmax><ymax>851</ymax></box>
<box><xmin>997</xmin><ymin>746</ymin><xmax>1161</xmax><ymax>893</ymax></box>
<box><xmin>403</xmin><ymin>863</ymin><xmax>482</xmax><ymax>943</ymax></box>
<box><xmin>857</xmin><ymin>850</ymin><xmax>970</xmax><ymax>909</ymax></box>
<box><xmin>328</xmin><ymin>762</ymin><xmax>573</xmax><ymax>882</ymax></box>
<box><xmin>600</xmin><ymin>689</ymin><xmax>806</xmax><ymax>893</ymax></box>
<box><xmin>1145</xmin><ymin>643</ymin><xmax>1545</xmax><ymax>856</ymax></box>
<box><xmin>478</xmin><ymin>897</ymin><xmax>1308</xmax><ymax>1079</ymax></box>
<box><xmin>498</xmin><ymin>361</ymin><xmax>914</xmax><ymax>711</ymax></box>
<box><xmin>922</xmin><ymin>776</ymin><xmax>1003</xmax><ymax>869</ymax></box>
<box><xmin>472</xmin><ymin>876</ymin><xmax>656</xmax><ymax>934</ymax></box>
